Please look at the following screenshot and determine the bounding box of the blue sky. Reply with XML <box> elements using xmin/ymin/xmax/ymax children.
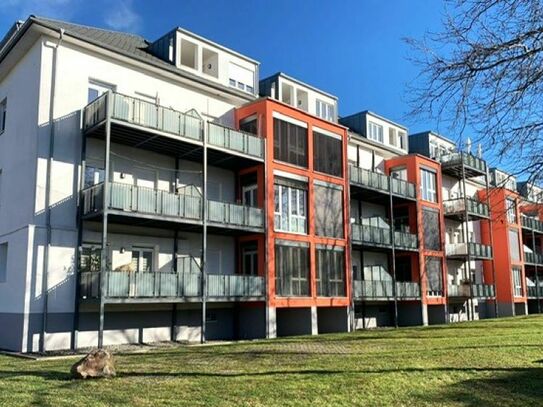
<box><xmin>0</xmin><ymin>0</ymin><xmax>446</xmax><ymax>134</ymax></box>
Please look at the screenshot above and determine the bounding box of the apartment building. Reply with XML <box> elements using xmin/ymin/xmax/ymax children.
<box><xmin>0</xmin><ymin>16</ymin><xmax>542</xmax><ymax>353</ymax></box>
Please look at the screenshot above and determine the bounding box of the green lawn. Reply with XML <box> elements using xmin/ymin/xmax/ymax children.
<box><xmin>1</xmin><ymin>316</ymin><xmax>542</xmax><ymax>406</ymax></box>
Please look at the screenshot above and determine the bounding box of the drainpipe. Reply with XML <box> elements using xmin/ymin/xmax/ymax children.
<box><xmin>40</xmin><ymin>28</ymin><xmax>65</xmax><ymax>354</ymax></box>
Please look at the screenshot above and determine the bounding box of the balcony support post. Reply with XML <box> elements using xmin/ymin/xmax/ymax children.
<box><xmin>200</xmin><ymin>121</ymin><xmax>208</xmax><ymax>344</ymax></box>
<box><xmin>388</xmin><ymin>184</ymin><xmax>399</xmax><ymax>328</ymax></box>
<box><xmin>71</xmin><ymin>117</ymin><xmax>88</xmax><ymax>352</ymax></box>
<box><xmin>531</xmin><ymin>228</ymin><xmax>541</xmax><ymax>313</ymax></box>
<box><xmin>460</xmin><ymin>159</ymin><xmax>475</xmax><ymax>321</ymax></box>
<box><xmin>98</xmin><ymin>92</ymin><xmax>112</xmax><ymax>349</ymax></box>
<box><xmin>484</xmin><ymin>173</ymin><xmax>499</xmax><ymax>318</ymax></box>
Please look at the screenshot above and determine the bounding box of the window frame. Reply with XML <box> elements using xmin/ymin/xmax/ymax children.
<box><xmin>0</xmin><ymin>98</ymin><xmax>7</xmax><ymax>134</ymax></box>
<box><xmin>367</xmin><ymin>121</ymin><xmax>384</xmax><ymax>143</ymax></box>
<box><xmin>274</xmin><ymin>183</ymin><xmax>307</xmax><ymax>234</ymax></box>
<box><xmin>420</xmin><ymin>168</ymin><xmax>438</xmax><ymax>202</ymax></box>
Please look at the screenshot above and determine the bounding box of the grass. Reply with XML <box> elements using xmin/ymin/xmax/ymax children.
<box><xmin>1</xmin><ymin>316</ymin><xmax>542</xmax><ymax>406</ymax></box>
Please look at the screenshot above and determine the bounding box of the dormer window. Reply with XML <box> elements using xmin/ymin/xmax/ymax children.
<box><xmin>229</xmin><ymin>62</ymin><xmax>254</xmax><ymax>94</ymax></box>
<box><xmin>368</xmin><ymin>121</ymin><xmax>383</xmax><ymax>143</ymax></box>
<box><xmin>316</xmin><ymin>99</ymin><xmax>334</xmax><ymax>121</ymax></box>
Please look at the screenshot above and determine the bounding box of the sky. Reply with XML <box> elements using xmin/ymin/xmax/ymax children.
<box><xmin>0</xmin><ymin>0</ymin><xmax>447</xmax><ymax>135</ymax></box>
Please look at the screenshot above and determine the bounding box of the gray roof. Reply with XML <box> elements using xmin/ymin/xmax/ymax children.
<box><xmin>0</xmin><ymin>16</ymin><xmax>255</xmax><ymax>100</ymax></box>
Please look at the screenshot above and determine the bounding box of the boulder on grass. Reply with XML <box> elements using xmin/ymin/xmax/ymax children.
<box><xmin>71</xmin><ymin>349</ymin><xmax>116</xmax><ymax>379</ymax></box>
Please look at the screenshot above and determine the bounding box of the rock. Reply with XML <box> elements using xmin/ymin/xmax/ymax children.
<box><xmin>71</xmin><ymin>349</ymin><xmax>116</xmax><ymax>379</ymax></box>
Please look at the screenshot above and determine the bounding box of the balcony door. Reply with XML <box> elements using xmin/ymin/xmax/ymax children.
<box><xmin>242</xmin><ymin>184</ymin><xmax>258</xmax><ymax>207</ymax></box>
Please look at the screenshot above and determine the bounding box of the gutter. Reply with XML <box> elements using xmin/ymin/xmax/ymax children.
<box><xmin>40</xmin><ymin>27</ymin><xmax>64</xmax><ymax>354</ymax></box>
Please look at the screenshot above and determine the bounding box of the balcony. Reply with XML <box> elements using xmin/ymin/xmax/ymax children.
<box><xmin>439</xmin><ymin>152</ymin><xmax>487</xmax><ymax>178</ymax></box>
<box><xmin>349</xmin><ymin>166</ymin><xmax>416</xmax><ymax>200</ymax></box>
<box><xmin>394</xmin><ymin>231</ymin><xmax>418</xmax><ymax>251</ymax></box>
<box><xmin>445</xmin><ymin>242</ymin><xmax>493</xmax><ymax>260</ymax></box>
<box><xmin>448</xmin><ymin>283</ymin><xmax>495</xmax><ymax>298</ymax></box>
<box><xmin>443</xmin><ymin>197</ymin><xmax>490</xmax><ymax>221</ymax></box>
<box><xmin>82</xmin><ymin>182</ymin><xmax>265</xmax><ymax>232</ymax></box>
<box><xmin>351</xmin><ymin>224</ymin><xmax>391</xmax><ymax>248</ymax></box>
<box><xmin>353</xmin><ymin>280</ymin><xmax>421</xmax><ymax>300</ymax></box>
<box><xmin>527</xmin><ymin>285</ymin><xmax>543</xmax><ymax>298</ymax></box>
<box><xmin>524</xmin><ymin>251</ymin><xmax>543</xmax><ymax>266</ymax></box>
<box><xmin>207</xmin><ymin>122</ymin><xmax>264</xmax><ymax>160</ymax></box>
<box><xmin>83</xmin><ymin>92</ymin><xmax>264</xmax><ymax>164</ymax></box>
<box><xmin>390</xmin><ymin>177</ymin><xmax>417</xmax><ymax>200</ymax></box>
<box><xmin>521</xmin><ymin>215</ymin><xmax>543</xmax><ymax>234</ymax></box>
<box><xmin>349</xmin><ymin>166</ymin><xmax>388</xmax><ymax>194</ymax></box>
<box><xmin>79</xmin><ymin>271</ymin><xmax>265</xmax><ymax>302</ymax></box>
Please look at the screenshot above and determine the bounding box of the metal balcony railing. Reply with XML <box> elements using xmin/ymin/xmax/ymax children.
<box><xmin>83</xmin><ymin>93</ymin><xmax>265</xmax><ymax>161</ymax></box>
<box><xmin>207</xmin><ymin>200</ymin><xmax>264</xmax><ymax>229</ymax></box>
<box><xmin>443</xmin><ymin>197</ymin><xmax>489</xmax><ymax>218</ymax></box>
<box><xmin>349</xmin><ymin>166</ymin><xmax>389</xmax><ymax>193</ymax></box>
<box><xmin>448</xmin><ymin>283</ymin><xmax>495</xmax><ymax>298</ymax></box>
<box><xmin>83</xmin><ymin>92</ymin><xmax>203</xmax><ymax>141</ymax></box>
<box><xmin>352</xmin><ymin>224</ymin><xmax>391</xmax><ymax>247</ymax></box>
<box><xmin>390</xmin><ymin>177</ymin><xmax>417</xmax><ymax>199</ymax></box>
<box><xmin>521</xmin><ymin>215</ymin><xmax>543</xmax><ymax>233</ymax></box>
<box><xmin>527</xmin><ymin>285</ymin><xmax>543</xmax><ymax>298</ymax></box>
<box><xmin>79</xmin><ymin>271</ymin><xmax>265</xmax><ymax>300</ymax></box>
<box><xmin>394</xmin><ymin>231</ymin><xmax>418</xmax><ymax>250</ymax></box>
<box><xmin>353</xmin><ymin>280</ymin><xmax>421</xmax><ymax>299</ymax></box>
<box><xmin>439</xmin><ymin>152</ymin><xmax>487</xmax><ymax>174</ymax></box>
<box><xmin>445</xmin><ymin>242</ymin><xmax>493</xmax><ymax>259</ymax></box>
<box><xmin>349</xmin><ymin>166</ymin><xmax>416</xmax><ymax>200</ymax></box>
<box><xmin>208</xmin><ymin>122</ymin><xmax>264</xmax><ymax>159</ymax></box>
<box><xmin>82</xmin><ymin>183</ymin><xmax>264</xmax><ymax>230</ymax></box>
<box><xmin>524</xmin><ymin>251</ymin><xmax>543</xmax><ymax>265</ymax></box>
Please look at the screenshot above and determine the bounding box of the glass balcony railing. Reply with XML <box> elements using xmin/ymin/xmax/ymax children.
<box><xmin>445</xmin><ymin>242</ymin><xmax>492</xmax><ymax>259</ymax></box>
<box><xmin>448</xmin><ymin>283</ymin><xmax>495</xmax><ymax>298</ymax></box>
<box><xmin>82</xmin><ymin>182</ymin><xmax>264</xmax><ymax>231</ymax></box>
<box><xmin>521</xmin><ymin>215</ymin><xmax>543</xmax><ymax>233</ymax></box>
<box><xmin>524</xmin><ymin>251</ymin><xmax>543</xmax><ymax>265</ymax></box>
<box><xmin>443</xmin><ymin>197</ymin><xmax>489</xmax><ymax>218</ymax></box>
<box><xmin>79</xmin><ymin>271</ymin><xmax>265</xmax><ymax>300</ymax></box>
<box><xmin>439</xmin><ymin>152</ymin><xmax>487</xmax><ymax>175</ymax></box>
<box><xmin>83</xmin><ymin>92</ymin><xmax>264</xmax><ymax>160</ymax></box>
<box><xmin>349</xmin><ymin>166</ymin><xmax>416</xmax><ymax>200</ymax></box>
<box><xmin>353</xmin><ymin>280</ymin><xmax>420</xmax><ymax>299</ymax></box>
<box><xmin>208</xmin><ymin>122</ymin><xmax>264</xmax><ymax>159</ymax></box>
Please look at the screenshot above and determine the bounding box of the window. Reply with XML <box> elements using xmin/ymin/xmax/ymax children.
<box><xmin>509</xmin><ymin>229</ymin><xmax>520</xmax><ymax>262</ymax></box>
<box><xmin>423</xmin><ymin>208</ymin><xmax>441</xmax><ymax>250</ymax></box>
<box><xmin>420</xmin><ymin>168</ymin><xmax>437</xmax><ymax>202</ymax></box>
<box><xmin>202</xmin><ymin>48</ymin><xmax>219</xmax><ymax>78</ymax></box>
<box><xmin>273</xmin><ymin>118</ymin><xmax>308</xmax><ymax>167</ymax></box>
<box><xmin>426</xmin><ymin>257</ymin><xmax>443</xmax><ymax>296</ymax></box>
<box><xmin>512</xmin><ymin>267</ymin><xmax>523</xmax><ymax>297</ymax></box>
<box><xmin>241</xmin><ymin>243</ymin><xmax>258</xmax><ymax>276</ymax></box>
<box><xmin>506</xmin><ymin>198</ymin><xmax>517</xmax><ymax>224</ymax></box>
<box><xmin>242</xmin><ymin>184</ymin><xmax>258</xmax><ymax>207</ymax></box>
<box><xmin>275</xmin><ymin>242</ymin><xmax>309</xmax><ymax>296</ymax></box>
<box><xmin>274</xmin><ymin>179</ymin><xmax>307</xmax><ymax>233</ymax></box>
<box><xmin>313</xmin><ymin>131</ymin><xmax>343</xmax><ymax>177</ymax></box>
<box><xmin>80</xmin><ymin>245</ymin><xmax>101</xmax><ymax>273</ymax></box>
<box><xmin>180</xmin><ymin>39</ymin><xmax>198</xmax><ymax>69</ymax></box>
<box><xmin>240</xmin><ymin>117</ymin><xmax>258</xmax><ymax>135</ymax></box>
<box><xmin>398</xmin><ymin>131</ymin><xmax>406</xmax><ymax>150</ymax></box>
<box><xmin>84</xmin><ymin>165</ymin><xmax>105</xmax><ymax>188</ymax></box>
<box><xmin>88</xmin><ymin>80</ymin><xmax>115</xmax><ymax>103</ymax></box>
<box><xmin>314</xmin><ymin>183</ymin><xmax>344</xmax><ymax>238</ymax></box>
<box><xmin>316</xmin><ymin>247</ymin><xmax>345</xmax><ymax>297</ymax></box>
<box><xmin>0</xmin><ymin>243</ymin><xmax>7</xmax><ymax>283</ymax></box>
<box><xmin>0</xmin><ymin>99</ymin><xmax>6</xmax><ymax>133</ymax></box>
<box><xmin>315</xmin><ymin>99</ymin><xmax>335</xmax><ymax>121</ymax></box>
<box><xmin>368</xmin><ymin>121</ymin><xmax>383</xmax><ymax>143</ymax></box>
<box><xmin>131</xmin><ymin>248</ymin><xmax>153</xmax><ymax>272</ymax></box>
<box><xmin>228</xmin><ymin>62</ymin><xmax>255</xmax><ymax>94</ymax></box>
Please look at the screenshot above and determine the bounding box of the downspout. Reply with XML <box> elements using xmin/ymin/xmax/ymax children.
<box><xmin>40</xmin><ymin>28</ymin><xmax>64</xmax><ymax>354</ymax></box>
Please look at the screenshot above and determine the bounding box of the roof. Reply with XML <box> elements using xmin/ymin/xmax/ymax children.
<box><xmin>341</xmin><ymin>110</ymin><xmax>408</xmax><ymax>131</ymax></box>
<box><xmin>0</xmin><ymin>16</ymin><xmax>256</xmax><ymax>100</ymax></box>
<box><xmin>410</xmin><ymin>130</ymin><xmax>456</xmax><ymax>145</ymax></box>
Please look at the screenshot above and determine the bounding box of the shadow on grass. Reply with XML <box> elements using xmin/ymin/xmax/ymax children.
<box><xmin>423</xmin><ymin>367</ymin><xmax>543</xmax><ymax>406</ymax></box>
